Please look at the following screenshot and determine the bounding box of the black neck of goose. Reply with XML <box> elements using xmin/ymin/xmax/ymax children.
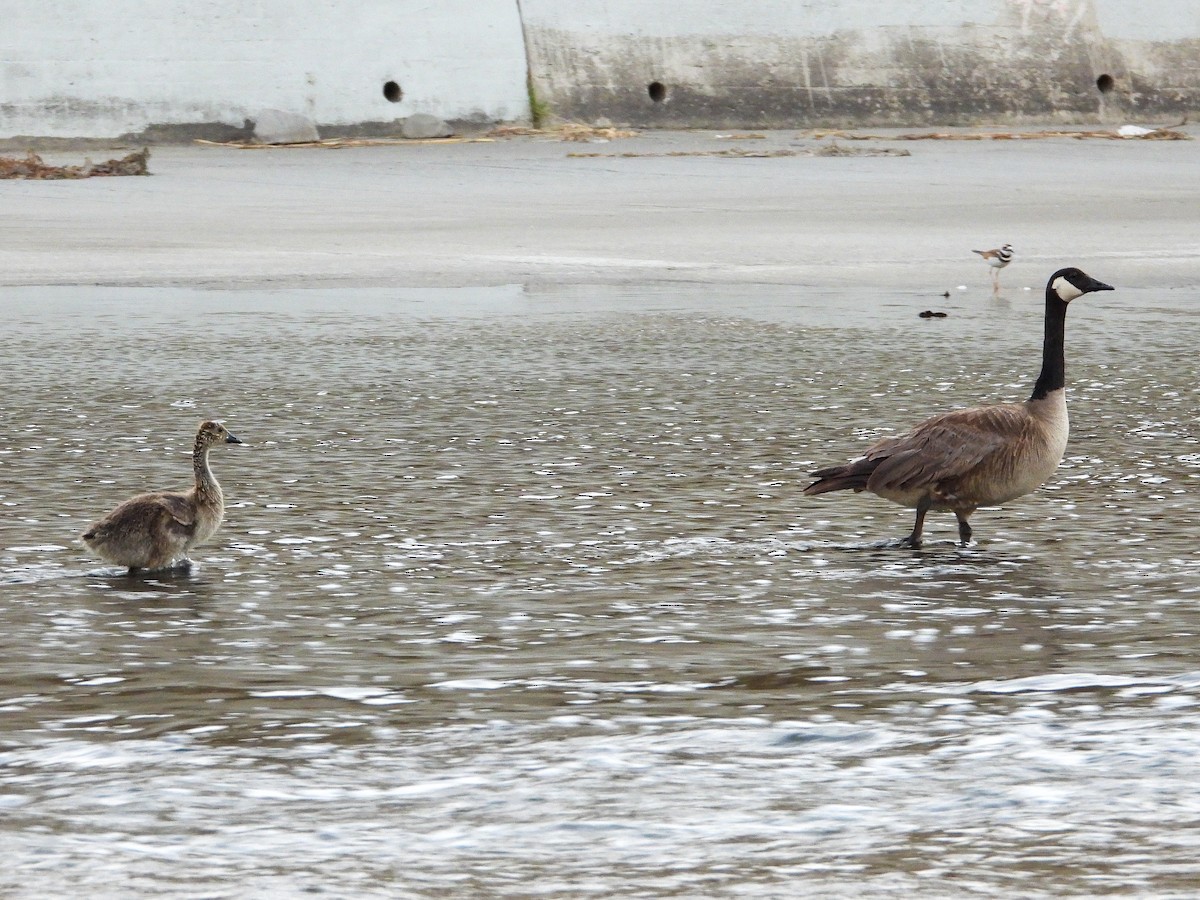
<box><xmin>1030</xmin><ymin>292</ymin><xmax>1069</xmax><ymax>401</ymax></box>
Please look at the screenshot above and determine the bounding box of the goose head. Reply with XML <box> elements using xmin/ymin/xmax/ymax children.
<box><xmin>198</xmin><ymin>420</ymin><xmax>244</xmax><ymax>448</ymax></box>
<box><xmin>1049</xmin><ymin>267</ymin><xmax>1115</xmax><ymax>303</ymax></box>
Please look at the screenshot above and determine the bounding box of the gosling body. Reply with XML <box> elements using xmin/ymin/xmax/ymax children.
<box><xmin>82</xmin><ymin>421</ymin><xmax>243</xmax><ymax>572</ymax></box>
<box><xmin>804</xmin><ymin>267</ymin><xmax>1113</xmax><ymax>546</ymax></box>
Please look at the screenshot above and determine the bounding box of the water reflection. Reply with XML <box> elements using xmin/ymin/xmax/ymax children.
<box><xmin>2</xmin><ymin>282</ymin><xmax>1199</xmax><ymax>896</ymax></box>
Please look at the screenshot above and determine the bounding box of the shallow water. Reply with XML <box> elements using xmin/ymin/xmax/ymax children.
<box><xmin>2</xmin><ymin>282</ymin><xmax>1200</xmax><ymax>897</ymax></box>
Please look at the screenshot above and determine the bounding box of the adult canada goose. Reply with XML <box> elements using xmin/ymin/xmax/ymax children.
<box><xmin>82</xmin><ymin>420</ymin><xmax>243</xmax><ymax>573</ymax></box>
<box><xmin>973</xmin><ymin>243</ymin><xmax>1014</xmax><ymax>294</ymax></box>
<box><xmin>804</xmin><ymin>267</ymin><xmax>1113</xmax><ymax>547</ymax></box>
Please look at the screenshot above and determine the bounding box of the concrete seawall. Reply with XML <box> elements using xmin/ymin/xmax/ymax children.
<box><xmin>0</xmin><ymin>0</ymin><xmax>530</xmax><ymax>139</ymax></box>
<box><xmin>523</xmin><ymin>0</ymin><xmax>1200</xmax><ymax>128</ymax></box>
<box><xmin>2</xmin><ymin>0</ymin><xmax>1198</xmax><ymax>139</ymax></box>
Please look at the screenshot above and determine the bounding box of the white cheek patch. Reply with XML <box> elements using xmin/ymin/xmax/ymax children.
<box><xmin>1052</xmin><ymin>276</ymin><xmax>1084</xmax><ymax>302</ymax></box>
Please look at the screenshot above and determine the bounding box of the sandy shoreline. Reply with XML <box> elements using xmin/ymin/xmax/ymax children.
<box><xmin>2</xmin><ymin>128</ymin><xmax>1197</xmax><ymax>292</ymax></box>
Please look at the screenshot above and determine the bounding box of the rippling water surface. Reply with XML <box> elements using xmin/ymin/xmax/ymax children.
<box><xmin>3</xmin><ymin>282</ymin><xmax>1200</xmax><ymax>897</ymax></box>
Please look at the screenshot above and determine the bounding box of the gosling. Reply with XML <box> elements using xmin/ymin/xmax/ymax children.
<box><xmin>82</xmin><ymin>420</ymin><xmax>243</xmax><ymax>573</ymax></box>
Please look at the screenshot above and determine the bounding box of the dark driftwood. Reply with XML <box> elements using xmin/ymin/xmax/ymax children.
<box><xmin>0</xmin><ymin>148</ymin><xmax>150</xmax><ymax>179</ymax></box>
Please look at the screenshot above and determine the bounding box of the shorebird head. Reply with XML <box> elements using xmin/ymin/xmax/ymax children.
<box><xmin>197</xmin><ymin>420</ymin><xmax>244</xmax><ymax>447</ymax></box>
<box><xmin>1048</xmin><ymin>267</ymin><xmax>1114</xmax><ymax>303</ymax></box>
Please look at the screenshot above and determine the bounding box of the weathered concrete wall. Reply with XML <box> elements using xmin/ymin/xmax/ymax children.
<box><xmin>521</xmin><ymin>0</ymin><xmax>1200</xmax><ymax>127</ymax></box>
<box><xmin>0</xmin><ymin>0</ymin><xmax>529</xmax><ymax>139</ymax></box>
<box><xmin>2</xmin><ymin>0</ymin><xmax>1198</xmax><ymax>138</ymax></box>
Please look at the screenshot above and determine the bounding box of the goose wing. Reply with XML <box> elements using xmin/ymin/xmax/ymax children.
<box><xmin>83</xmin><ymin>492</ymin><xmax>196</xmax><ymax>556</ymax></box>
<box><xmin>89</xmin><ymin>492</ymin><xmax>197</xmax><ymax>534</ymax></box>
<box><xmin>151</xmin><ymin>493</ymin><xmax>198</xmax><ymax>527</ymax></box>
<box><xmin>863</xmin><ymin>405</ymin><xmax>1022</xmax><ymax>494</ymax></box>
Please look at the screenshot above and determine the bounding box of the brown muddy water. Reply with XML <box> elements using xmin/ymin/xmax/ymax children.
<box><xmin>2</xmin><ymin>281</ymin><xmax>1200</xmax><ymax>898</ymax></box>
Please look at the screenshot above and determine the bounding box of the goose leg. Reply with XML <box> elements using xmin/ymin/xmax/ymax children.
<box><xmin>900</xmin><ymin>497</ymin><xmax>932</xmax><ymax>548</ymax></box>
<box><xmin>955</xmin><ymin>510</ymin><xmax>974</xmax><ymax>544</ymax></box>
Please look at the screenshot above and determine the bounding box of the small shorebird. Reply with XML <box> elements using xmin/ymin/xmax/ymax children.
<box><xmin>973</xmin><ymin>243</ymin><xmax>1014</xmax><ymax>294</ymax></box>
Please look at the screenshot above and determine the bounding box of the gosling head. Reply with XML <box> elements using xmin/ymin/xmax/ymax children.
<box><xmin>1049</xmin><ymin>267</ymin><xmax>1115</xmax><ymax>303</ymax></box>
<box><xmin>197</xmin><ymin>420</ymin><xmax>244</xmax><ymax>448</ymax></box>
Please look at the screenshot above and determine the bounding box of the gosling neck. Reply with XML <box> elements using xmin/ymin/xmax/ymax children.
<box><xmin>1029</xmin><ymin>292</ymin><xmax>1069</xmax><ymax>402</ymax></box>
<box><xmin>192</xmin><ymin>440</ymin><xmax>223</xmax><ymax>503</ymax></box>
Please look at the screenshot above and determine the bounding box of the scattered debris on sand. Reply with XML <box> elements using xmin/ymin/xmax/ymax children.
<box><xmin>812</xmin><ymin>143</ymin><xmax>910</xmax><ymax>157</ymax></box>
<box><xmin>487</xmin><ymin>123</ymin><xmax>639</xmax><ymax>141</ymax></box>
<box><xmin>568</xmin><ymin>145</ymin><xmax>911</xmax><ymax>159</ymax></box>
<box><xmin>195</xmin><ymin>136</ymin><xmax>494</xmax><ymax>149</ymax></box>
<box><xmin>0</xmin><ymin>148</ymin><xmax>150</xmax><ymax>179</ymax></box>
<box><xmin>560</xmin><ymin>123</ymin><xmax>639</xmax><ymax>142</ymax></box>
<box><xmin>804</xmin><ymin>121</ymin><xmax>1191</xmax><ymax>141</ymax></box>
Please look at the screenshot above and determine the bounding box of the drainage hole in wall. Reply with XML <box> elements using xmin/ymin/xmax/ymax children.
<box><xmin>648</xmin><ymin>81</ymin><xmax>667</xmax><ymax>103</ymax></box>
<box><xmin>1096</xmin><ymin>74</ymin><xmax>1114</xmax><ymax>94</ymax></box>
<box><xmin>383</xmin><ymin>80</ymin><xmax>403</xmax><ymax>102</ymax></box>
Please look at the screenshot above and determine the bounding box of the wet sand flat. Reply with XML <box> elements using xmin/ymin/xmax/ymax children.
<box><xmin>2</xmin><ymin>129</ymin><xmax>1198</xmax><ymax>291</ymax></box>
